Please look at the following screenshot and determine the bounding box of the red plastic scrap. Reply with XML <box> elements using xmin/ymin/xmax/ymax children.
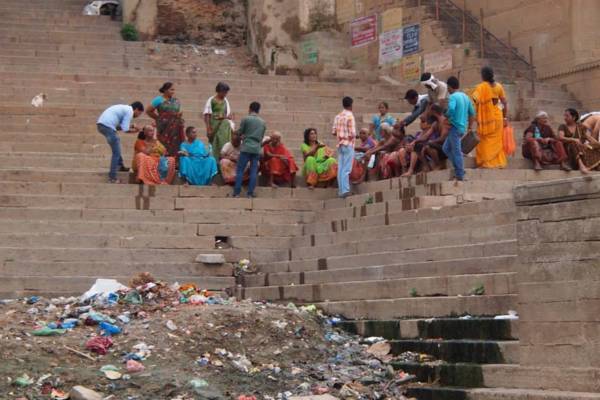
<box><xmin>85</xmin><ymin>336</ymin><xmax>114</xmax><ymax>355</ymax></box>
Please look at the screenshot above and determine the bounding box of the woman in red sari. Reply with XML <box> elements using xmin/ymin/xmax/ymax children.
<box><xmin>262</xmin><ymin>131</ymin><xmax>298</xmax><ymax>188</ymax></box>
<box><xmin>146</xmin><ymin>82</ymin><xmax>185</xmax><ymax>157</ymax></box>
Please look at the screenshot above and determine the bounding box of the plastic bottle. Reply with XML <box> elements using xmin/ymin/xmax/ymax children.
<box><xmin>99</xmin><ymin>321</ymin><xmax>122</xmax><ymax>336</ymax></box>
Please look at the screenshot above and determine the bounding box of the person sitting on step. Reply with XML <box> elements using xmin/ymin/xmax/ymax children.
<box><xmin>420</xmin><ymin>104</ymin><xmax>449</xmax><ymax>172</ymax></box>
<box><xmin>558</xmin><ymin>108</ymin><xmax>600</xmax><ymax>174</ymax></box>
<box><xmin>134</xmin><ymin>125</ymin><xmax>177</xmax><ymax>185</ymax></box>
<box><xmin>523</xmin><ymin>111</ymin><xmax>571</xmax><ymax>171</ymax></box>
<box><xmin>363</xmin><ymin>123</ymin><xmax>407</xmax><ymax>180</ymax></box>
<box><xmin>370</xmin><ymin>101</ymin><xmax>396</xmax><ymax>142</ymax></box>
<box><xmin>397</xmin><ymin>114</ymin><xmax>437</xmax><ymax>177</ymax></box>
<box><xmin>350</xmin><ymin>128</ymin><xmax>377</xmax><ymax>184</ymax></box>
<box><xmin>178</xmin><ymin>126</ymin><xmax>218</xmax><ymax>186</ymax></box>
<box><xmin>261</xmin><ymin>131</ymin><xmax>298</xmax><ymax>188</ymax></box>
<box><xmin>301</xmin><ymin>128</ymin><xmax>338</xmax><ymax>189</ymax></box>
<box><xmin>220</xmin><ymin>132</ymin><xmax>247</xmax><ymax>185</ymax></box>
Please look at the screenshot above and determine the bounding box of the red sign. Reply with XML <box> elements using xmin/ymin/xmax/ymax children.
<box><xmin>351</xmin><ymin>15</ymin><xmax>377</xmax><ymax>47</ymax></box>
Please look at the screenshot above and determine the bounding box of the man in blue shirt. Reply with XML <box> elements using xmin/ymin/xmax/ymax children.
<box><xmin>444</xmin><ymin>76</ymin><xmax>475</xmax><ymax>182</ymax></box>
<box><xmin>97</xmin><ymin>102</ymin><xmax>144</xmax><ymax>183</ymax></box>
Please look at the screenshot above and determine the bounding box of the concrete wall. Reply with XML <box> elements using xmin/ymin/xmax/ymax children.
<box><xmin>122</xmin><ymin>0</ymin><xmax>158</xmax><ymax>39</ymax></box>
<box><xmin>460</xmin><ymin>0</ymin><xmax>600</xmax><ymax>109</ymax></box>
<box><xmin>246</xmin><ymin>0</ymin><xmax>337</xmax><ymax>73</ymax></box>
<box><xmin>514</xmin><ymin>176</ymin><xmax>600</xmax><ymax>368</ymax></box>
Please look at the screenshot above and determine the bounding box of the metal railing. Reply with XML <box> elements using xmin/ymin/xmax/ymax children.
<box><xmin>417</xmin><ymin>0</ymin><xmax>536</xmax><ymax>91</ymax></box>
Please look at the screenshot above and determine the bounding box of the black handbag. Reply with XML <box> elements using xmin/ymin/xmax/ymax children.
<box><xmin>461</xmin><ymin>130</ymin><xmax>480</xmax><ymax>155</ymax></box>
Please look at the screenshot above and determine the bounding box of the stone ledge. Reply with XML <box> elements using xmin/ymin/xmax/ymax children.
<box><xmin>514</xmin><ymin>175</ymin><xmax>600</xmax><ymax>206</ymax></box>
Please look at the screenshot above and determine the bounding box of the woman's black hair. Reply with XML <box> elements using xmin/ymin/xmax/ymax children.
<box><xmin>481</xmin><ymin>66</ymin><xmax>495</xmax><ymax>83</ymax></box>
<box><xmin>379</xmin><ymin>101</ymin><xmax>389</xmax><ymax>109</ymax></box>
<box><xmin>185</xmin><ymin>126</ymin><xmax>196</xmax><ymax>136</ymax></box>
<box><xmin>566</xmin><ymin>108</ymin><xmax>580</xmax><ymax>122</ymax></box>
<box><xmin>137</xmin><ymin>130</ymin><xmax>146</xmax><ymax>140</ymax></box>
<box><xmin>159</xmin><ymin>82</ymin><xmax>173</xmax><ymax>94</ymax></box>
<box><xmin>216</xmin><ymin>82</ymin><xmax>230</xmax><ymax>93</ymax></box>
<box><xmin>303</xmin><ymin>128</ymin><xmax>317</xmax><ymax>145</ymax></box>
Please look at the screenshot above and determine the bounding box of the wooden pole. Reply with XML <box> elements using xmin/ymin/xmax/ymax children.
<box><xmin>529</xmin><ymin>46</ymin><xmax>535</xmax><ymax>96</ymax></box>
<box><xmin>436</xmin><ymin>0</ymin><xmax>440</xmax><ymax>20</ymax></box>
<box><xmin>479</xmin><ymin>8</ymin><xmax>484</xmax><ymax>58</ymax></box>
<box><xmin>508</xmin><ymin>30</ymin><xmax>513</xmax><ymax>81</ymax></box>
<box><xmin>462</xmin><ymin>0</ymin><xmax>466</xmax><ymax>44</ymax></box>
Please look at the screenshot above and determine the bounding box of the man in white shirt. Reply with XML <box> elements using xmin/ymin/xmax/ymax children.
<box><xmin>420</xmin><ymin>72</ymin><xmax>449</xmax><ymax>109</ymax></box>
<box><xmin>97</xmin><ymin>102</ymin><xmax>144</xmax><ymax>183</ymax></box>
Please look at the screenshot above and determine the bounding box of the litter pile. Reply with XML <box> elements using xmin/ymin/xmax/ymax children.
<box><xmin>0</xmin><ymin>273</ymin><xmax>417</xmax><ymax>399</ymax></box>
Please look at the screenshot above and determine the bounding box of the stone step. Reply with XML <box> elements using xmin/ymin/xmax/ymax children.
<box><xmin>309</xmin><ymin>199</ymin><xmax>516</xmax><ymax>235</ymax></box>
<box><xmin>466</xmin><ymin>388</ymin><xmax>600</xmax><ymax>400</ymax></box>
<box><xmin>0</xmin><ymin>232</ymin><xmax>215</xmax><ymax>249</ymax></box>
<box><xmin>0</xmin><ymin>180</ymin><xmax>336</xmax><ymax>200</ymax></box>
<box><xmin>240</xmin><ymin>272</ymin><xmax>516</xmax><ymax>302</ymax></box>
<box><xmin>0</xmin><ymin>247</ymin><xmax>200</xmax><ymax>263</ymax></box>
<box><xmin>0</xmin><ymin>260</ymin><xmax>233</xmax><ymax>278</ymax></box>
<box><xmin>481</xmin><ymin>364</ymin><xmax>600</xmax><ymax>393</ymax></box>
<box><xmin>0</xmin><ymin>218</ymin><xmax>302</xmax><ymax>237</ymax></box>
<box><xmin>318</xmin><ymin>293</ymin><xmax>517</xmax><ymax>319</ymax></box>
<box><xmin>389</xmin><ymin>339</ymin><xmax>519</xmax><ymax>364</ymax></box>
<box><xmin>0</xmin><ymin>69</ymin><xmax>396</xmax><ymax>93</ymax></box>
<box><xmin>0</xmin><ymin>193</ymin><xmax>322</xmax><ymax>212</ymax></box>
<box><xmin>338</xmin><ymin>317</ymin><xmax>518</xmax><ymax>341</ymax></box>
<box><xmin>245</xmin><ymin>255</ymin><xmax>516</xmax><ymax>288</ymax></box>
<box><xmin>260</xmin><ymin>239</ymin><xmax>516</xmax><ymax>274</ymax></box>
<box><xmin>293</xmin><ymin>210</ymin><xmax>516</xmax><ymax>248</ymax></box>
<box><xmin>0</xmin><ymin>206</ymin><xmax>313</xmax><ymax>225</ymax></box>
<box><xmin>0</xmin><ymin>275</ymin><xmax>235</xmax><ymax>298</ymax></box>
<box><xmin>288</xmin><ymin>223</ymin><xmax>515</xmax><ymax>262</ymax></box>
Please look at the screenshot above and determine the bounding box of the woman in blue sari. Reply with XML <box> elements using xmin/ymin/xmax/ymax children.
<box><xmin>178</xmin><ymin>126</ymin><xmax>218</xmax><ymax>186</ymax></box>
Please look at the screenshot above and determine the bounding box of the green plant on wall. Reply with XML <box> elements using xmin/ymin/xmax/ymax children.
<box><xmin>121</xmin><ymin>23</ymin><xmax>139</xmax><ymax>41</ymax></box>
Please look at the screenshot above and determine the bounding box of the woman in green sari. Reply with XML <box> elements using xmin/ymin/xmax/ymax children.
<box><xmin>301</xmin><ymin>128</ymin><xmax>337</xmax><ymax>189</ymax></box>
<box><xmin>147</xmin><ymin>82</ymin><xmax>185</xmax><ymax>157</ymax></box>
<box><xmin>203</xmin><ymin>82</ymin><xmax>233</xmax><ymax>160</ymax></box>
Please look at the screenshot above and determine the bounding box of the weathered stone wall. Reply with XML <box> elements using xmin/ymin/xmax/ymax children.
<box><xmin>156</xmin><ymin>0</ymin><xmax>246</xmax><ymax>45</ymax></box>
<box><xmin>122</xmin><ymin>0</ymin><xmax>158</xmax><ymax>39</ymax></box>
<box><xmin>514</xmin><ymin>176</ymin><xmax>600</xmax><ymax>368</ymax></box>
<box><xmin>246</xmin><ymin>0</ymin><xmax>338</xmax><ymax>73</ymax></box>
<box><xmin>460</xmin><ymin>0</ymin><xmax>600</xmax><ymax>110</ymax></box>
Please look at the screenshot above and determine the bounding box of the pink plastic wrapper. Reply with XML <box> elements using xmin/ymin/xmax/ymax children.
<box><xmin>126</xmin><ymin>359</ymin><xmax>145</xmax><ymax>373</ymax></box>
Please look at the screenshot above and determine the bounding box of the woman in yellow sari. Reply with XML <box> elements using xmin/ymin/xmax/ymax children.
<box><xmin>471</xmin><ymin>67</ymin><xmax>508</xmax><ymax>168</ymax></box>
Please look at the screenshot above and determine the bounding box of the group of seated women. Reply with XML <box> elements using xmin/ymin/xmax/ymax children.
<box><xmin>522</xmin><ymin>109</ymin><xmax>600</xmax><ymax>173</ymax></box>
<box><xmin>133</xmin><ymin>125</ymin><xmax>218</xmax><ymax>186</ymax></box>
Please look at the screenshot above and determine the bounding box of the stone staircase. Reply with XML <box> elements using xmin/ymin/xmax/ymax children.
<box><xmin>2</xmin><ymin>1</ymin><xmax>600</xmax><ymax>399</ymax></box>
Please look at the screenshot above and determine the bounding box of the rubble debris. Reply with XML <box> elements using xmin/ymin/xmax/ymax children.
<box><xmin>69</xmin><ymin>385</ymin><xmax>104</xmax><ymax>400</ymax></box>
<box><xmin>0</xmin><ymin>274</ymin><xmax>417</xmax><ymax>399</ymax></box>
<box><xmin>31</xmin><ymin>93</ymin><xmax>47</xmax><ymax>108</ymax></box>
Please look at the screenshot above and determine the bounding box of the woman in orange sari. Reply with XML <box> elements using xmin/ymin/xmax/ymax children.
<box><xmin>134</xmin><ymin>126</ymin><xmax>176</xmax><ymax>185</ymax></box>
<box><xmin>262</xmin><ymin>131</ymin><xmax>298</xmax><ymax>188</ymax></box>
<box><xmin>471</xmin><ymin>67</ymin><xmax>508</xmax><ymax>168</ymax></box>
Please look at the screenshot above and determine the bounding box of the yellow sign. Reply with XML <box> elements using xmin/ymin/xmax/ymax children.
<box><xmin>402</xmin><ymin>54</ymin><xmax>422</xmax><ymax>82</ymax></box>
<box><xmin>382</xmin><ymin>7</ymin><xmax>403</xmax><ymax>32</ymax></box>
